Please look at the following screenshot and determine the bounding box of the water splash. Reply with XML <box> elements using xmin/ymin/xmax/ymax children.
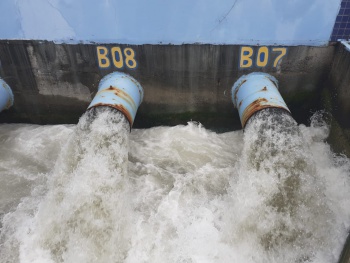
<box><xmin>0</xmin><ymin>109</ymin><xmax>350</xmax><ymax>263</ymax></box>
<box><xmin>224</xmin><ymin>108</ymin><xmax>342</xmax><ymax>262</ymax></box>
<box><xmin>1</xmin><ymin>108</ymin><xmax>131</xmax><ymax>262</ymax></box>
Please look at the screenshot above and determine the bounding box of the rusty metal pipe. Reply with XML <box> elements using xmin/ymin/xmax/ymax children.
<box><xmin>231</xmin><ymin>72</ymin><xmax>290</xmax><ymax>128</ymax></box>
<box><xmin>88</xmin><ymin>72</ymin><xmax>144</xmax><ymax>129</ymax></box>
<box><xmin>0</xmin><ymin>79</ymin><xmax>14</xmax><ymax>112</ymax></box>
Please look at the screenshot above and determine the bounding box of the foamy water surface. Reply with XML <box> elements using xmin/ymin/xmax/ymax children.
<box><xmin>0</xmin><ymin>108</ymin><xmax>350</xmax><ymax>263</ymax></box>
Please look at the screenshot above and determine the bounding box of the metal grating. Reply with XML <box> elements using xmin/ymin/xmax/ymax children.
<box><xmin>331</xmin><ymin>0</ymin><xmax>350</xmax><ymax>41</ymax></box>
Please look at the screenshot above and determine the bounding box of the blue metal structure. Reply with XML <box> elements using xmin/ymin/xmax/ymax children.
<box><xmin>0</xmin><ymin>79</ymin><xmax>13</xmax><ymax>112</ymax></box>
<box><xmin>88</xmin><ymin>72</ymin><xmax>144</xmax><ymax>129</ymax></box>
<box><xmin>231</xmin><ymin>72</ymin><xmax>290</xmax><ymax>128</ymax></box>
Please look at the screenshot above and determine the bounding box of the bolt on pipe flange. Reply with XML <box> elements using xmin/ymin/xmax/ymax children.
<box><xmin>231</xmin><ymin>72</ymin><xmax>290</xmax><ymax>128</ymax></box>
<box><xmin>88</xmin><ymin>72</ymin><xmax>144</xmax><ymax>130</ymax></box>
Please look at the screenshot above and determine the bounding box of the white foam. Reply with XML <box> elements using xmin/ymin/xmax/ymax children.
<box><xmin>0</xmin><ymin>109</ymin><xmax>349</xmax><ymax>263</ymax></box>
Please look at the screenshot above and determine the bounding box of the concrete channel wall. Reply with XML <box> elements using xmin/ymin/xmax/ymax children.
<box><xmin>0</xmin><ymin>0</ymin><xmax>347</xmax><ymax>130</ymax></box>
<box><xmin>325</xmin><ymin>42</ymin><xmax>350</xmax><ymax>160</ymax></box>
<box><xmin>330</xmin><ymin>43</ymin><xmax>350</xmax><ymax>129</ymax></box>
<box><xmin>0</xmin><ymin>41</ymin><xmax>335</xmax><ymax>130</ymax></box>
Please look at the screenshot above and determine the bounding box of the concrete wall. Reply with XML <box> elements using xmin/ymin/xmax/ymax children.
<box><xmin>324</xmin><ymin>42</ymin><xmax>350</xmax><ymax>157</ymax></box>
<box><xmin>0</xmin><ymin>0</ymin><xmax>341</xmax><ymax>46</ymax></box>
<box><xmin>329</xmin><ymin>43</ymin><xmax>350</xmax><ymax>129</ymax></box>
<box><xmin>0</xmin><ymin>1</ymin><xmax>346</xmax><ymax>129</ymax></box>
<box><xmin>327</xmin><ymin>43</ymin><xmax>350</xmax><ymax>263</ymax></box>
<box><xmin>0</xmin><ymin>41</ymin><xmax>334</xmax><ymax>129</ymax></box>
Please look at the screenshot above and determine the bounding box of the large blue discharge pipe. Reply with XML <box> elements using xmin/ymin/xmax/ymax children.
<box><xmin>0</xmin><ymin>79</ymin><xmax>14</xmax><ymax>112</ymax></box>
<box><xmin>231</xmin><ymin>72</ymin><xmax>290</xmax><ymax>128</ymax></box>
<box><xmin>88</xmin><ymin>72</ymin><xmax>144</xmax><ymax>129</ymax></box>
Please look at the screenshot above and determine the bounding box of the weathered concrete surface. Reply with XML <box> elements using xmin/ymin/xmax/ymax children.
<box><xmin>0</xmin><ymin>41</ymin><xmax>334</xmax><ymax>129</ymax></box>
<box><xmin>322</xmin><ymin>52</ymin><xmax>350</xmax><ymax>263</ymax></box>
<box><xmin>329</xmin><ymin>43</ymin><xmax>350</xmax><ymax>129</ymax></box>
<box><xmin>339</xmin><ymin>233</ymin><xmax>350</xmax><ymax>263</ymax></box>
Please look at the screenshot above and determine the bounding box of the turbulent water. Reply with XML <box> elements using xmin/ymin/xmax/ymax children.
<box><xmin>0</xmin><ymin>107</ymin><xmax>350</xmax><ymax>263</ymax></box>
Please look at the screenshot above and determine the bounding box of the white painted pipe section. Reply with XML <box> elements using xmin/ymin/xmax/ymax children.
<box><xmin>0</xmin><ymin>79</ymin><xmax>14</xmax><ymax>112</ymax></box>
<box><xmin>231</xmin><ymin>72</ymin><xmax>290</xmax><ymax>128</ymax></box>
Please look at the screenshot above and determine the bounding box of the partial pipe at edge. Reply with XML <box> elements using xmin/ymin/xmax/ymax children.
<box><xmin>231</xmin><ymin>72</ymin><xmax>290</xmax><ymax>128</ymax></box>
<box><xmin>87</xmin><ymin>72</ymin><xmax>144</xmax><ymax>129</ymax></box>
<box><xmin>0</xmin><ymin>79</ymin><xmax>14</xmax><ymax>112</ymax></box>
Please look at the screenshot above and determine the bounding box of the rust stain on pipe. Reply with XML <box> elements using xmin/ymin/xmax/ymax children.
<box><xmin>241</xmin><ymin>98</ymin><xmax>288</xmax><ymax>128</ymax></box>
<box><xmin>98</xmin><ymin>85</ymin><xmax>137</xmax><ymax>111</ymax></box>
